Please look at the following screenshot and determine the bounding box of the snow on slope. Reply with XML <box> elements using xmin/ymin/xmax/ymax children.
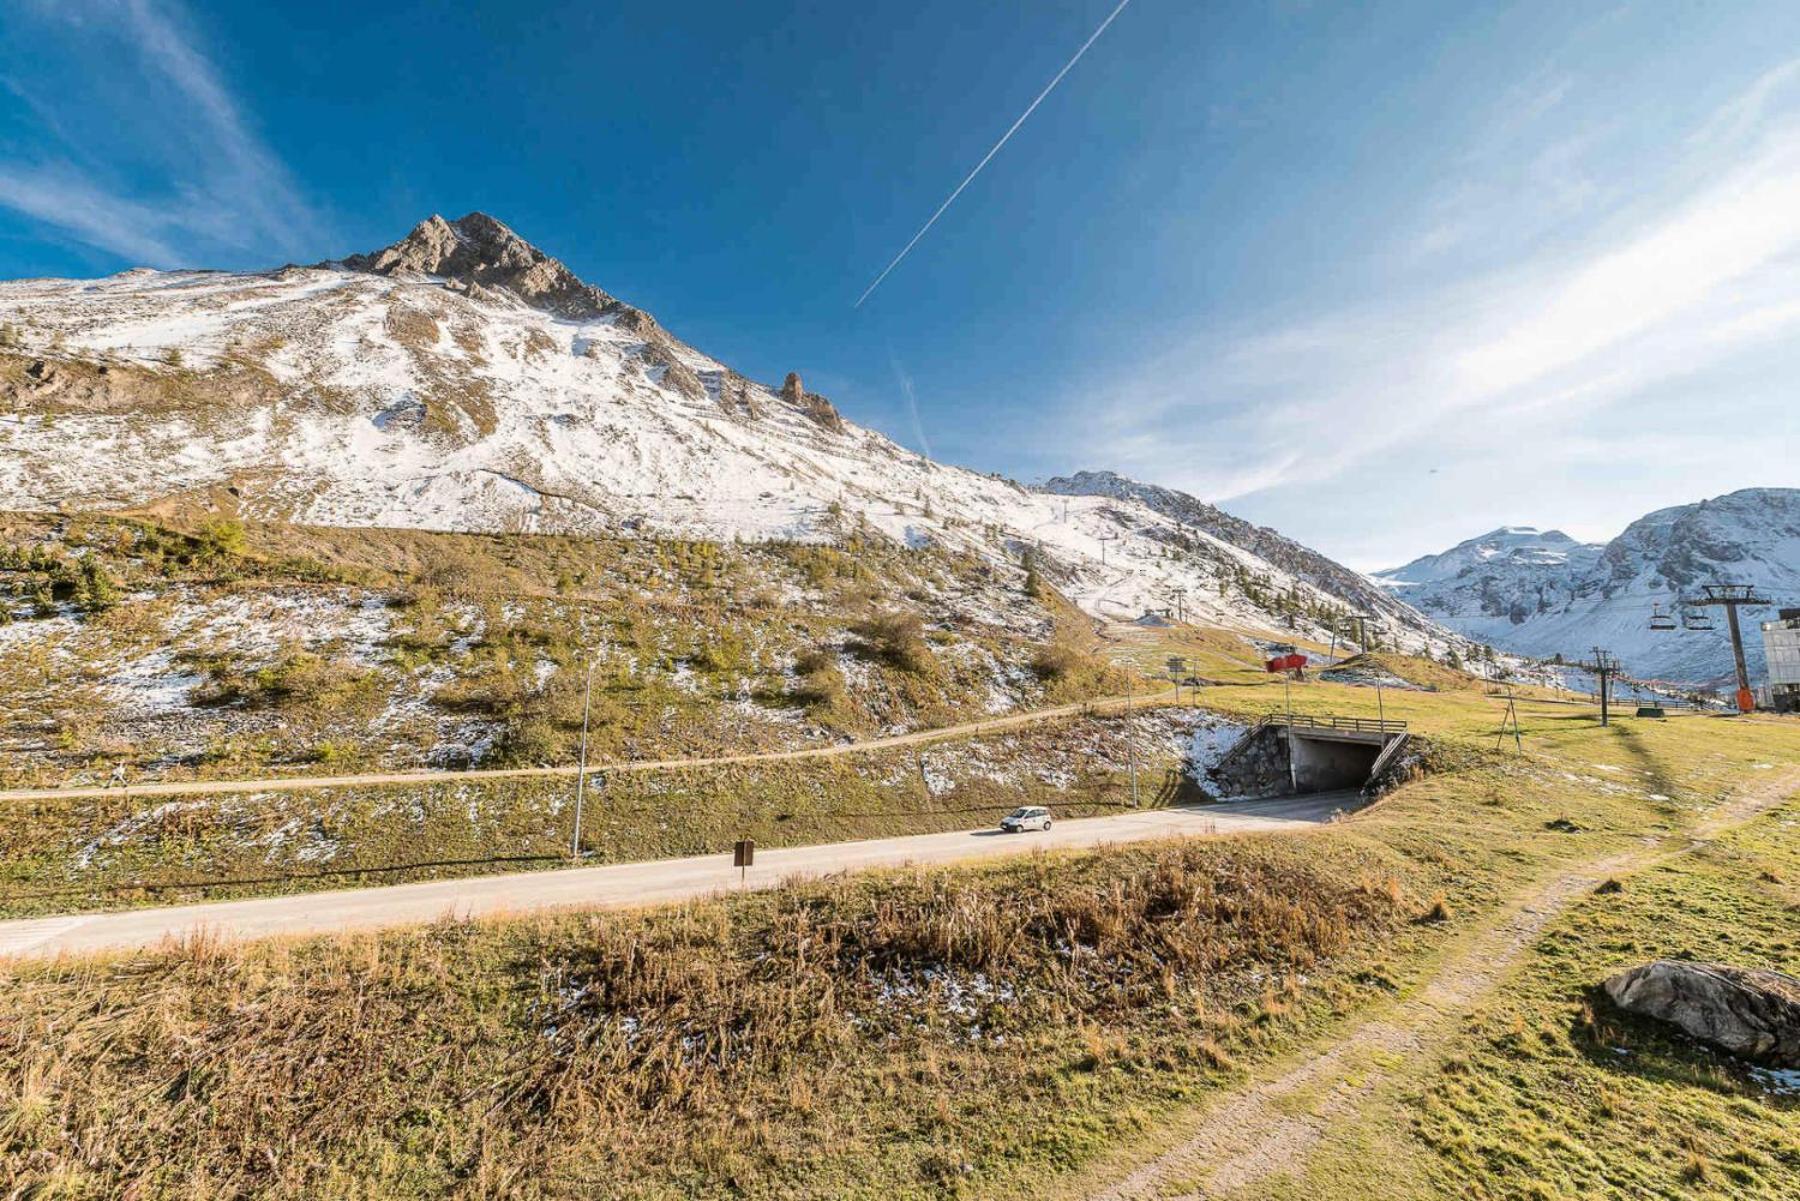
<box><xmin>1380</xmin><ymin>527</ymin><xmax>1605</xmax><ymax>587</ymax></box>
<box><xmin>1040</xmin><ymin>470</ymin><xmax>1451</xmax><ymax>651</ymax></box>
<box><xmin>1377</xmin><ymin>490</ymin><xmax>1800</xmax><ymax>685</ymax></box>
<box><xmin>0</xmin><ymin>212</ymin><xmax>1469</xmax><ymax>654</ymax></box>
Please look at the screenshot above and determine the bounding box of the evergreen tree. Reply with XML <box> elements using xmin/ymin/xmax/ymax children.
<box><xmin>78</xmin><ymin>557</ymin><xmax>118</xmax><ymax>613</ymax></box>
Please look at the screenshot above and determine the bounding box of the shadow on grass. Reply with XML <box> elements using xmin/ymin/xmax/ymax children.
<box><xmin>1605</xmin><ymin>724</ymin><xmax>1684</xmax><ymax>811</ymax></box>
<box><xmin>1569</xmin><ymin>984</ymin><xmax>1791</xmax><ymax>1104</ymax></box>
<box><xmin>5</xmin><ymin>851</ymin><xmax>568</xmax><ymax>901</ymax></box>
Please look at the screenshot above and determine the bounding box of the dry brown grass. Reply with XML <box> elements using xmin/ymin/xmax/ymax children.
<box><xmin>0</xmin><ymin>838</ymin><xmax>1410</xmax><ymax>1197</ymax></box>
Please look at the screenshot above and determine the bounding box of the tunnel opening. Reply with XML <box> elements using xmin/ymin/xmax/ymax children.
<box><xmin>1203</xmin><ymin>716</ymin><xmax>1410</xmax><ymax>800</ymax></box>
<box><xmin>1290</xmin><ymin>735</ymin><xmax>1382</xmax><ymax>792</ymax></box>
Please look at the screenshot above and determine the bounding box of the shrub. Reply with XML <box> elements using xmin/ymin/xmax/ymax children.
<box><xmin>851</xmin><ymin>611</ymin><xmax>933</xmax><ymax>674</ymax></box>
<box><xmin>189</xmin><ymin>651</ymin><xmax>378</xmax><ymax>712</ymax></box>
<box><xmin>1028</xmin><ymin>641</ymin><xmax>1125</xmax><ymax>702</ymax></box>
<box><xmin>195</xmin><ymin>519</ymin><xmax>247</xmax><ymax>560</ymax></box>
<box><xmin>789</xmin><ymin>647</ymin><xmax>845</xmax><ymax>710</ymax></box>
<box><xmin>77</xmin><ymin>556</ymin><xmax>118</xmax><ymax>614</ymax></box>
<box><xmin>692</xmin><ymin>629</ymin><xmax>749</xmax><ymax>677</ymax></box>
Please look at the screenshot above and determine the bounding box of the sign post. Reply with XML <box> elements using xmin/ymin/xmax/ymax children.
<box><xmin>733</xmin><ymin>838</ymin><xmax>755</xmax><ymax>887</ymax></box>
<box><xmin>1166</xmin><ymin>655</ymin><xmax>1188</xmax><ymax>702</ymax></box>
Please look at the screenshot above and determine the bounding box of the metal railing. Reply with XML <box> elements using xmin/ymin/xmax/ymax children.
<box><xmin>1276</xmin><ymin>713</ymin><xmax>1409</xmax><ymax>736</ymax></box>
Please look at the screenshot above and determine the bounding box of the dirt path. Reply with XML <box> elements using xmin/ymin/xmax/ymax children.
<box><xmin>0</xmin><ymin>687</ymin><xmax>1178</xmax><ymax>805</ymax></box>
<box><xmin>1086</xmin><ymin>766</ymin><xmax>1800</xmax><ymax>1200</ymax></box>
<box><xmin>0</xmin><ymin>793</ymin><xmax>1351</xmax><ymax>959</ymax></box>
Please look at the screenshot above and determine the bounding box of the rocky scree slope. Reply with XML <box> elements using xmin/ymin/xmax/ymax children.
<box><xmin>0</xmin><ymin>212</ymin><xmax>1466</xmax><ymax>653</ymax></box>
<box><xmin>1376</xmin><ymin>489</ymin><xmax>1800</xmax><ymax>685</ymax></box>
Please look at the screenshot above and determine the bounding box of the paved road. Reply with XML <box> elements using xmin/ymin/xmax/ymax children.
<box><xmin>0</xmin><ymin>793</ymin><xmax>1351</xmax><ymax>959</ymax></box>
<box><xmin>0</xmin><ymin>688</ymin><xmax>1180</xmax><ymax>804</ymax></box>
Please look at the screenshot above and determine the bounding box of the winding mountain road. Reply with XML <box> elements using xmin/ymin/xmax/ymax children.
<box><xmin>0</xmin><ymin>793</ymin><xmax>1350</xmax><ymax>959</ymax></box>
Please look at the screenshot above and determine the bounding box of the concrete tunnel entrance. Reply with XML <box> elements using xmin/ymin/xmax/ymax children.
<box><xmin>1205</xmin><ymin>714</ymin><xmax>1409</xmax><ymax>799</ymax></box>
<box><xmin>1290</xmin><ymin>734</ymin><xmax>1382</xmax><ymax>792</ymax></box>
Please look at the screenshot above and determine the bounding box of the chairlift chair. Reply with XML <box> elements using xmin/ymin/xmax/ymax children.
<box><xmin>1648</xmin><ymin>604</ymin><xmax>1676</xmax><ymax>632</ymax></box>
<box><xmin>1681</xmin><ymin>609</ymin><xmax>1714</xmax><ymax>632</ymax></box>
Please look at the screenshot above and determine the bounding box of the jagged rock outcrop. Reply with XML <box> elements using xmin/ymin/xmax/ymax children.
<box><xmin>776</xmin><ymin>371</ymin><xmax>844</xmax><ymax>433</ymax></box>
<box><xmin>343</xmin><ymin>212</ymin><xmax>616</xmax><ymax>318</ymax></box>
<box><xmin>718</xmin><ymin>372</ymin><xmax>763</xmax><ymax>420</ymax></box>
<box><xmin>799</xmin><ymin>392</ymin><xmax>844</xmax><ymax>434</ymax></box>
<box><xmin>1604</xmin><ymin>960</ymin><xmax>1800</xmax><ymax>1067</ymax></box>
<box><xmin>639</xmin><ymin>343</ymin><xmax>705</xmax><ymax>402</ymax></box>
<box><xmin>1</xmin><ymin>353</ymin><xmax>280</xmax><ymax>418</ymax></box>
<box><xmin>608</xmin><ymin>304</ymin><xmax>659</xmax><ymax>337</ymax></box>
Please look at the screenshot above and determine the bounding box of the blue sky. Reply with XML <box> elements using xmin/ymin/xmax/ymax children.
<box><xmin>2</xmin><ymin>1</ymin><xmax>1797</xmax><ymax>569</ymax></box>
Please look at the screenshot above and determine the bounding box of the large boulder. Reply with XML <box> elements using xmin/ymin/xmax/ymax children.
<box><xmin>1603</xmin><ymin>960</ymin><xmax>1800</xmax><ymax>1067</ymax></box>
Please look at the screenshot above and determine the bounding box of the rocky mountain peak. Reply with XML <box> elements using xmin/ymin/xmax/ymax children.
<box><xmin>342</xmin><ymin>212</ymin><xmax>617</xmax><ymax>319</ymax></box>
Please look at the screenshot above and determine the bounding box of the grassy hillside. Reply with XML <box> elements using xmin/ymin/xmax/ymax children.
<box><xmin>4</xmin><ymin>682</ymin><xmax>1795</xmax><ymax>1197</ymax></box>
<box><xmin>0</xmin><ymin>512</ymin><xmax>1129</xmax><ymax>789</ymax></box>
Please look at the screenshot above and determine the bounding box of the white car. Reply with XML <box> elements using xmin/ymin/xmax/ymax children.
<box><xmin>1000</xmin><ymin>805</ymin><xmax>1052</xmax><ymax>833</ymax></box>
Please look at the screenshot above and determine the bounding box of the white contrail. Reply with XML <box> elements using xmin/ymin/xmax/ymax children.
<box><xmin>854</xmin><ymin>0</ymin><xmax>1134</xmax><ymax>308</ymax></box>
<box><xmin>888</xmin><ymin>347</ymin><xmax>935</xmax><ymax>457</ymax></box>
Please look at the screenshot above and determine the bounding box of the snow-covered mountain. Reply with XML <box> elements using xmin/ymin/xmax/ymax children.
<box><xmin>0</xmin><ymin>212</ymin><xmax>1468</xmax><ymax>655</ymax></box>
<box><xmin>1041</xmin><ymin>470</ymin><xmax>1443</xmax><ymax>647</ymax></box>
<box><xmin>1377</xmin><ymin>490</ymin><xmax>1800</xmax><ymax>685</ymax></box>
<box><xmin>1380</xmin><ymin>527</ymin><xmax>1605</xmax><ymax>588</ymax></box>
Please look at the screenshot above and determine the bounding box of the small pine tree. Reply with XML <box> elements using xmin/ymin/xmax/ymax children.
<box><xmin>78</xmin><ymin>556</ymin><xmax>118</xmax><ymax>613</ymax></box>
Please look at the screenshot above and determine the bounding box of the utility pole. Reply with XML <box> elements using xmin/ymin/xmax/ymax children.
<box><xmin>1128</xmin><ymin>673</ymin><xmax>1138</xmax><ymax>807</ymax></box>
<box><xmin>1575</xmin><ymin>648</ymin><xmax>1621</xmax><ymax>726</ymax></box>
<box><xmin>571</xmin><ymin>657</ymin><xmax>597</xmax><ymax>859</ymax></box>
<box><xmin>1170</xmin><ymin>586</ymin><xmax>1188</xmax><ymax>625</ymax></box>
<box><xmin>1345</xmin><ymin>613</ymin><xmax>1376</xmax><ymax>654</ymax></box>
<box><xmin>1687</xmin><ymin>583</ymin><xmax>1771</xmax><ymax>712</ymax></box>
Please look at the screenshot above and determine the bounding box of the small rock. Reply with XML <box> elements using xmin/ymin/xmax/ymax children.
<box><xmin>1603</xmin><ymin>960</ymin><xmax>1800</xmax><ymax>1068</ymax></box>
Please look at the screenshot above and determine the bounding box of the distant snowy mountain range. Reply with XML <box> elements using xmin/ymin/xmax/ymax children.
<box><xmin>1377</xmin><ymin>490</ymin><xmax>1800</xmax><ymax>686</ymax></box>
<box><xmin>0</xmin><ymin>212</ymin><xmax>1475</xmax><ymax>658</ymax></box>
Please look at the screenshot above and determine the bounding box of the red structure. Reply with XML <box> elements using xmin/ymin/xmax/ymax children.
<box><xmin>1265</xmin><ymin>653</ymin><xmax>1308</xmax><ymax>674</ymax></box>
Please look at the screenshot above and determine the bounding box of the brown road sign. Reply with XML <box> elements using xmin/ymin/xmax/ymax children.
<box><xmin>733</xmin><ymin>839</ymin><xmax>755</xmax><ymax>868</ymax></box>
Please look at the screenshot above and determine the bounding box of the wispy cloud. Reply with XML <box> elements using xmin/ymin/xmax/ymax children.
<box><xmin>887</xmin><ymin>349</ymin><xmax>935</xmax><ymax>459</ymax></box>
<box><xmin>0</xmin><ymin>0</ymin><xmax>320</xmax><ymax>267</ymax></box>
<box><xmin>1061</xmin><ymin>56</ymin><xmax>1800</xmax><ymax>507</ymax></box>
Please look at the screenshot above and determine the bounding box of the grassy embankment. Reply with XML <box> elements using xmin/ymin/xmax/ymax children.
<box><xmin>0</xmin><ymin>709</ymin><xmax>1202</xmax><ymax>918</ymax></box>
<box><xmin>5</xmin><ymin>667</ymin><xmax>1796</xmax><ymax>1197</ymax></box>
